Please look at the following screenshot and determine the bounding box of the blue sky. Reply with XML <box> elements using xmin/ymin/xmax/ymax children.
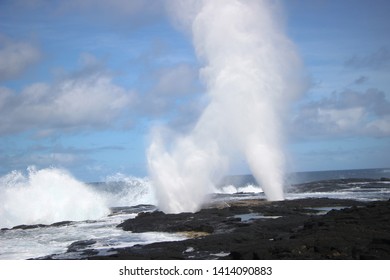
<box><xmin>0</xmin><ymin>0</ymin><xmax>389</xmax><ymax>182</ymax></box>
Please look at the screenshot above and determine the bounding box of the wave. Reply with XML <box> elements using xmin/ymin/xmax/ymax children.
<box><xmin>0</xmin><ymin>167</ymin><xmax>109</xmax><ymax>228</ymax></box>
<box><xmin>95</xmin><ymin>173</ymin><xmax>156</xmax><ymax>207</ymax></box>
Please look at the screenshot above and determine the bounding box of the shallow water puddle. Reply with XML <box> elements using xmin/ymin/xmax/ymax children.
<box><xmin>234</xmin><ymin>213</ymin><xmax>281</xmax><ymax>222</ymax></box>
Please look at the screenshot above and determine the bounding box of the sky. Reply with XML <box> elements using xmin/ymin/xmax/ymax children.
<box><xmin>0</xmin><ymin>0</ymin><xmax>389</xmax><ymax>182</ymax></box>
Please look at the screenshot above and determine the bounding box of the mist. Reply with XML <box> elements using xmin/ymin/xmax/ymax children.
<box><xmin>148</xmin><ymin>0</ymin><xmax>303</xmax><ymax>213</ymax></box>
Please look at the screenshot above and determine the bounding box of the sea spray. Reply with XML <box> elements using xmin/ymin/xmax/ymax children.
<box><xmin>148</xmin><ymin>129</ymin><xmax>228</xmax><ymax>212</ymax></box>
<box><xmin>101</xmin><ymin>173</ymin><xmax>156</xmax><ymax>207</ymax></box>
<box><xmin>0</xmin><ymin>167</ymin><xmax>109</xmax><ymax>228</ymax></box>
<box><xmin>148</xmin><ymin>0</ymin><xmax>304</xmax><ymax>213</ymax></box>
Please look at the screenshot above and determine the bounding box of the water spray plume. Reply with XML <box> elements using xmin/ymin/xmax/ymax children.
<box><xmin>148</xmin><ymin>0</ymin><xmax>303</xmax><ymax>213</ymax></box>
<box><xmin>0</xmin><ymin>167</ymin><xmax>109</xmax><ymax>228</ymax></box>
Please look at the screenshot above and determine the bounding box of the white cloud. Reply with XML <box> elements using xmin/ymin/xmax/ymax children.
<box><xmin>0</xmin><ymin>69</ymin><xmax>134</xmax><ymax>136</ymax></box>
<box><xmin>291</xmin><ymin>89</ymin><xmax>390</xmax><ymax>138</ymax></box>
<box><xmin>317</xmin><ymin>107</ymin><xmax>365</xmax><ymax>131</ymax></box>
<box><xmin>366</xmin><ymin>116</ymin><xmax>390</xmax><ymax>135</ymax></box>
<box><xmin>154</xmin><ymin>64</ymin><xmax>197</xmax><ymax>96</ymax></box>
<box><xmin>0</xmin><ymin>35</ymin><xmax>41</xmax><ymax>81</ymax></box>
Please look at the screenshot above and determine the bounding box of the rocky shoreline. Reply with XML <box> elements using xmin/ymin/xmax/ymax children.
<box><xmin>37</xmin><ymin>197</ymin><xmax>389</xmax><ymax>260</ymax></box>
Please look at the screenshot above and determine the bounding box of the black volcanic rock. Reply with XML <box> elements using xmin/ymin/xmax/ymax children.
<box><xmin>117</xmin><ymin>208</ymin><xmax>243</xmax><ymax>234</ymax></box>
<box><xmin>118</xmin><ymin>211</ymin><xmax>213</xmax><ymax>233</ymax></box>
<box><xmin>67</xmin><ymin>239</ymin><xmax>97</xmax><ymax>252</ymax></box>
<box><xmin>88</xmin><ymin>198</ymin><xmax>390</xmax><ymax>260</ymax></box>
<box><xmin>39</xmin><ymin>198</ymin><xmax>390</xmax><ymax>260</ymax></box>
<box><xmin>1</xmin><ymin>221</ymin><xmax>73</xmax><ymax>231</ymax></box>
<box><xmin>11</xmin><ymin>224</ymin><xmax>48</xmax><ymax>230</ymax></box>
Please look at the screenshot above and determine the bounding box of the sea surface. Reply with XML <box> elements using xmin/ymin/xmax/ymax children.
<box><xmin>0</xmin><ymin>168</ymin><xmax>389</xmax><ymax>260</ymax></box>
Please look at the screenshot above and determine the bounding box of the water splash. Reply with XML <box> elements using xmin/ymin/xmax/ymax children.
<box><xmin>0</xmin><ymin>167</ymin><xmax>109</xmax><ymax>228</ymax></box>
<box><xmin>100</xmin><ymin>173</ymin><xmax>156</xmax><ymax>207</ymax></box>
<box><xmin>148</xmin><ymin>0</ymin><xmax>304</xmax><ymax>213</ymax></box>
<box><xmin>216</xmin><ymin>184</ymin><xmax>263</xmax><ymax>195</ymax></box>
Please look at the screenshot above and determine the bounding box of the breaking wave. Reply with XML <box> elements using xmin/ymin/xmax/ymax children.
<box><xmin>0</xmin><ymin>167</ymin><xmax>109</xmax><ymax>228</ymax></box>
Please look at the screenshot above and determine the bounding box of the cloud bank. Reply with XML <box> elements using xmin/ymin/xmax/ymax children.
<box><xmin>0</xmin><ymin>60</ymin><xmax>133</xmax><ymax>136</ymax></box>
<box><xmin>291</xmin><ymin>88</ymin><xmax>390</xmax><ymax>138</ymax></box>
<box><xmin>0</xmin><ymin>35</ymin><xmax>41</xmax><ymax>81</ymax></box>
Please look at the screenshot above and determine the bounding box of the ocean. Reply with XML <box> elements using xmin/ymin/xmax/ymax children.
<box><xmin>0</xmin><ymin>168</ymin><xmax>389</xmax><ymax>260</ymax></box>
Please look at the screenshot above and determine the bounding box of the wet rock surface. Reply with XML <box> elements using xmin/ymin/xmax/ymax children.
<box><xmin>84</xmin><ymin>198</ymin><xmax>390</xmax><ymax>260</ymax></box>
<box><xmin>1</xmin><ymin>221</ymin><xmax>73</xmax><ymax>231</ymax></box>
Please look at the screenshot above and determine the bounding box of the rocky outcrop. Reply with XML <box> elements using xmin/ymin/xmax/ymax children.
<box><xmin>87</xmin><ymin>198</ymin><xmax>390</xmax><ymax>260</ymax></box>
<box><xmin>36</xmin><ymin>198</ymin><xmax>390</xmax><ymax>260</ymax></box>
<box><xmin>1</xmin><ymin>221</ymin><xmax>73</xmax><ymax>231</ymax></box>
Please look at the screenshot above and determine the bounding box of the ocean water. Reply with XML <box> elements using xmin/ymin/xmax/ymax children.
<box><xmin>0</xmin><ymin>168</ymin><xmax>389</xmax><ymax>260</ymax></box>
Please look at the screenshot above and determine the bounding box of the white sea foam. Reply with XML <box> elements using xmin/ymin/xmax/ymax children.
<box><xmin>0</xmin><ymin>167</ymin><xmax>109</xmax><ymax>229</ymax></box>
<box><xmin>216</xmin><ymin>184</ymin><xmax>263</xmax><ymax>194</ymax></box>
<box><xmin>100</xmin><ymin>174</ymin><xmax>156</xmax><ymax>207</ymax></box>
<box><xmin>0</xmin><ymin>212</ymin><xmax>185</xmax><ymax>260</ymax></box>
